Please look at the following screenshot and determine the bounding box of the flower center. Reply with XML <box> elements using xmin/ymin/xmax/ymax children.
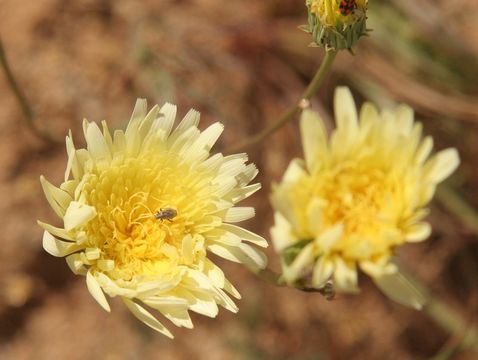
<box><xmin>320</xmin><ymin>162</ymin><xmax>387</xmax><ymax>233</ymax></box>
<box><xmin>309</xmin><ymin>159</ymin><xmax>400</xmax><ymax>258</ymax></box>
<box><xmin>80</xmin><ymin>153</ymin><xmax>214</xmax><ymax>280</ymax></box>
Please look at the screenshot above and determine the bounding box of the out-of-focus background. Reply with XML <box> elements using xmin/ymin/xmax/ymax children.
<box><xmin>0</xmin><ymin>0</ymin><xmax>477</xmax><ymax>359</ymax></box>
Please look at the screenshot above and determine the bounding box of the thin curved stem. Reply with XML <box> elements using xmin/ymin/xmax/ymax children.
<box><xmin>437</xmin><ymin>184</ymin><xmax>478</xmax><ymax>236</ymax></box>
<box><xmin>302</xmin><ymin>49</ymin><xmax>337</xmax><ymax>100</ymax></box>
<box><xmin>0</xmin><ymin>37</ymin><xmax>59</xmax><ymax>145</ymax></box>
<box><xmin>257</xmin><ymin>265</ymin><xmax>478</xmax><ymax>354</ymax></box>
<box><xmin>424</xmin><ymin>295</ymin><xmax>478</xmax><ymax>353</ymax></box>
<box><xmin>256</xmin><ymin>267</ymin><xmax>335</xmax><ymax>300</ymax></box>
<box><xmin>227</xmin><ymin>49</ymin><xmax>337</xmax><ymax>154</ymax></box>
<box><xmin>384</xmin><ymin>269</ymin><xmax>478</xmax><ymax>354</ymax></box>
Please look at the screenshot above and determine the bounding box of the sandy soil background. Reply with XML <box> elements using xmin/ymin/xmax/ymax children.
<box><xmin>0</xmin><ymin>1</ymin><xmax>477</xmax><ymax>359</ymax></box>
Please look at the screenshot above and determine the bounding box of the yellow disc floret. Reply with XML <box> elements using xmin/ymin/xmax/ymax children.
<box><xmin>82</xmin><ymin>153</ymin><xmax>211</xmax><ymax>280</ymax></box>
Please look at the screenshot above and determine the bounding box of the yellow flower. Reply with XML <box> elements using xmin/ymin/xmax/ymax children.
<box><xmin>303</xmin><ymin>0</ymin><xmax>368</xmax><ymax>50</ymax></box>
<box><xmin>39</xmin><ymin>100</ymin><xmax>268</xmax><ymax>337</ymax></box>
<box><xmin>271</xmin><ymin>87</ymin><xmax>459</xmax><ymax>308</ymax></box>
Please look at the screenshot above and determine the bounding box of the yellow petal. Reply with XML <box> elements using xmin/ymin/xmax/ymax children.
<box><xmin>84</xmin><ymin>247</ymin><xmax>101</xmax><ymax>261</ymax></box>
<box><xmin>414</xmin><ymin>136</ymin><xmax>433</xmax><ymax>165</ymax></box>
<box><xmin>220</xmin><ymin>223</ymin><xmax>268</xmax><ymax>248</ymax></box>
<box><xmin>270</xmin><ymin>186</ymin><xmax>302</xmax><ymax>232</ymax></box>
<box><xmin>171</xmin><ymin>128</ymin><xmax>202</xmax><ymax>158</ymax></box>
<box><xmin>405</xmin><ymin>222</ymin><xmax>431</xmax><ymax>242</ymax></box>
<box><xmin>60</xmin><ymin>180</ymin><xmax>78</xmax><ymax>197</ymax></box>
<box><xmin>185</xmin><ymin>293</ymin><xmax>219</xmax><ymax>318</ymax></box>
<box><xmin>64</xmin><ymin>134</ymin><xmax>77</xmax><ymax>181</ymax></box>
<box><xmin>65</xmin><ymin>253</ymin><xmax>87</xmax><ymax>275</ymax></box>
<box><xmin>125</xmin><ymin>98</ymin><xmax>147</xmax><ymax>135</ymax></box>
<box><xmin>112</xmin><ymin>129</ymin><xmax>127</xmax><ymax>152</ymax></box>
<box><xmin>315</xmin><ymin>223</ymin><xmax>343</xmax><ymax>252</ymax></box>
<box><xmin>84</xmin><ymin>121</ymin><xmax>111</xmax><ymax>160</ymax></box>
<box><xmin>123</xmin><ymin>298</ymin><xmax>173</xmax><ymax>337</ymax></box>
<box><xmin>423</xmin><ymin>148</ymin><xmax>460</xmax><ymax>183</ymax></box>
<box><xmin>358</xmin><ymin>102</ymin><xmax>379</xmax><ymax>134</ymax></box>
<box><xmin>312</xmin><ymin>256</ymin><xmax>333</xmax><ymax>288</ymax></box>
<box><xmin>395</xmin><ymin>105</ymin><xmax>414</xmax><ymax>135</ymax></box>
<box><xmin>282</xmin><ymin>159</ymin><xmax>307</xmax><ymax>183</ymax></box>
<box><xmin>181</xmin><ymin>234</ymin><xmax>194</xmax><ymax>264</ymax></box>
<box><xmin>97</xmin><ymin>259</ymin><xmax>114</xmax><ymax>271</ymax></box>
<box><xmin>221</xmin><ymin>207</ymin><xmax>255</xmax><ymax>223</ymax></box>
<box><xmin>270</xmin><ymin>212</ymin><xmax>294</xmax><ymax>252</ymax></box>
<box><xmin>333</xmin><ymin>257</ymin><xmax>358</xmax><ymax>292</ymax></box>
<box><xmin>138</xmin><ymin>104</ymin><xmax>160</xmax><ymax>141</ymax></box>
<box><xmin>42</xmin><ymin>231</ymin><xmax>83</xmax><ymax>257</ymax></box>
<box><xmin>184</xmin><ymin>122</ymin><xmax>224</xmax><ymax>158</ymax></box>
<box><xmin>214</xmin><ymin>288</ymin><xmax>239</xmax><ymax>313</ymax></box>
<box><xmin>37</xmin><ymin>221</ymin><xmax>72</xmax><ymax>241</ymax></box>
<box><xmin>207</xmin><ymin>242</ymin><xmax>267</xmax><ymax>271</ymax></box>
<box><xmin>359</xmin><ymin>257</ymin><xmax>397</xmax><ymax>278</ymax></box>
<box><xmin>227</xmin><ymin>183</ymin><xmax>261</xmax><ymax>203</ymax></box>
<box><xmin>223</xmin><ymin>278</ymin><xmax>241</xmax><ymax>299</ymax></box>
<box><xmin>300</xmin><ymin>109</ymin><xmax>328</xmax><ymax>172</ymax></box>
<box><xmin>284</xmin><ymin>243</ymin><xmax>314</xmax><ymax>284</ymax></box>
<box><xmin>373</xmin><ymin>271</ymin><xmax>427</xmax><ymax>310</ymax></box>
<box><xmin>203</xmin><ymin>259</ymin><xmax>225</xmax><ymax>288</ymax></box>
<box><xmin>175</xmin><ymin>107</ymin><xmax>199</xmax><ymax>132</ymax></box>
<box><xmin>86</xmin><ymin>271</ymin><xmax>110</xmax><ymax>312</ymax></box>
<box><xmin>156</xmin><ymin>103</ymin><xmax>177</xmax><ymax>140</ymax></box>
<box><xmin>63</xmin><ymin>201</ymin><xmax>97</xmax><ymax>231</ymax></box>
<box><xmin>306</xmin><ymin>198</ymin><xmax>324</xmax><ymax>235</ymax></box>
<box><xmin>334</xmin><ymin>86</ymin><xmax>358</xmax><ymax>139</ymax></box>
<box><xmin>148</xmin><ymin>303</ymin><xmax>193</xmax><ymax>329</ymax></box>
<box><xmin>97</xmin><ymin>273</ymin><xmax>138</xmax><ymax>298</ymax></box>
<box><xmin>40</xmin><ymin>176</ymin><xmax>72</xmax><ymax>218</ymax></box>
<box><xmin>124</xmin><ymin>99</ymin><xmax>148</xmax><ymax>154</ymax></box>
<box><xmin>238</xmin><ymin>243</ymin><xmax>268</xmax><ymax>271</ymax></box>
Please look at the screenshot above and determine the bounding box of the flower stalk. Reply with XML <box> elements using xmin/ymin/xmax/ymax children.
<box><xmin>259</xmin><ymin>262</ymin><xmax>478</xmax><ymax>353</ymax></box>
<box><xmin>227</xmin><ymin>49</ymin><xmax>337</xmax><ymax>153</ymax></box>
<box><xmin>0</xmin><ymin>37</ymin><xmax>59</xmax><ymax>145</ymax></box>
<box><xmin>399</xmin><ymin>270</ymin><xmax>478</xmax><ymax>354</ymax></box>
<box><xmin>437</xmin><ymin>184</ymin><xmax>478</xmax><ymax>236</ymax></box>
<box><xmin>424</xmin><ymin>296</ymin><xmax>478</xmax><ymax>352</ymax></box>
<box><xmin>256</xmin><ymin>267</ymin><xmax>335</xmax><ymax>299</ymax></box>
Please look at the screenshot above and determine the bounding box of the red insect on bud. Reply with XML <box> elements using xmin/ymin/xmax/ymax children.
<box><xmin>339</xmin><ymin>0</ymin><xmax>357</xmax><ymax>16</ymax></box>
<box><xmin>304</xmin><ymin>0</ymin><xmax>369</xmax><ymax>50</ymax></box>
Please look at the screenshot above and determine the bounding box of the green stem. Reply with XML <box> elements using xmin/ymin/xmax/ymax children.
<box><xmin>256</xmin><ymin>267</ymin><xmax>284</xmax><ymax>286</ymax></box>
<box><xmin>0</xmin><ymin>37</ymin><xmax>59</xmax><ymax>145</ymax></box>
<box><xmin>437</xmin><ymin>184</ymin><xmax>478</xmax><ymax>236</ymax></box>
<box><xmin>302</xmin><ymin>49</ymin><xmax>337</xmax><ymax>100</ymax></box>
<box><xmin>424</xmin><ymin>296</ymin><xmax>478</xmax><ymax>352</ymax></box>
<box><xmin>398</xmin><ymin>270</ymin><xmax>478</xmax><ymax>355</ymax></box>
<box><xmin>256</xmin><ymin>267</ymin><xmax>335</xmax><ymax>300</ymax></box>
<box><xmin>259</xmin><ymin>265</ymin><xmax>478</xmax><ymax>353</ymax></box>
<box><xmin>227</xmin><ymin>49</ymin><xmax>337</xmax><ymax>154</ymax></box>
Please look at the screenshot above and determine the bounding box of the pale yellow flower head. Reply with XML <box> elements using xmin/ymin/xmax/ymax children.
<box><xmin>304</xmin><ymin>0</ymin><xmax>368</xmax><ymax>50</ymax></box>
<box><xmin>271</xmin><ymin>87</ymin><xmax>459</xmax><ymax>308</ymax></box>
<box><xmin>39</xmin><ymin>100</ymin><xmax>268</xmax><ymax>337</ymax></box>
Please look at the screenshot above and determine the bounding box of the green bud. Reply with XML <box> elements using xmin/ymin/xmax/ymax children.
<box><xmin>302</xmin><ymin>0</ymin><xmax>369</xmax><ymax>51</ymax></box>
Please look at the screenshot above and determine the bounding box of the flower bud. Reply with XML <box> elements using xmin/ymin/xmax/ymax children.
<box><xmin>303</xmin><ymin>0</ymin><xmax>368</xmax><ymax>51</ymax></box>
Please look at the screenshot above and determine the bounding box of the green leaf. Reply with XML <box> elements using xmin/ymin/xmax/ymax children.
<box><xmin>282</xmin><ymin>239</ymin><xmax>312</xmax><ymax>266</ymax></box>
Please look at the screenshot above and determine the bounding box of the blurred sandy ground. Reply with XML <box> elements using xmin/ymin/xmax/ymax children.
<box><xmin>0</xmin><ymin>0</ymin><xmax>477</xmax><ymax>359</ymax></box>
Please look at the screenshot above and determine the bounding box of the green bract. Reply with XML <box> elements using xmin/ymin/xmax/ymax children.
<box><xmin>303</xmin><ymin>0</ymin><xmax>368</xmax><ymax>51</ymax></box>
